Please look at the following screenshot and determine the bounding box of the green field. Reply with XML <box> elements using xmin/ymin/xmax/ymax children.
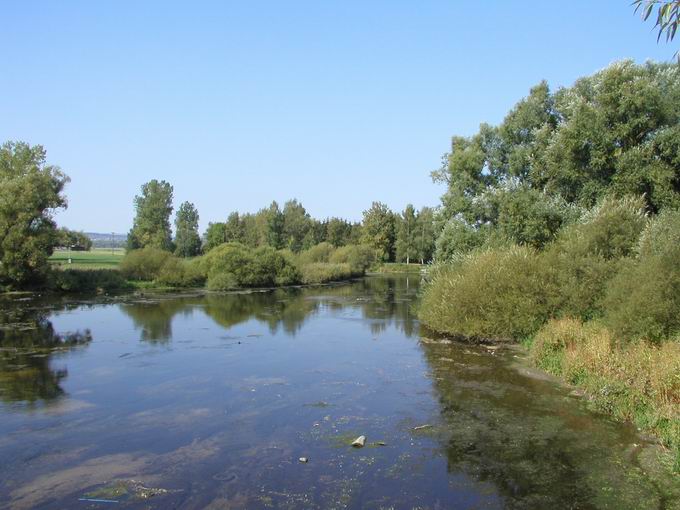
<box><xmin>50</xmin><ymin>248</ymin><xmax>125</xmax><ymax>269</ymax></box>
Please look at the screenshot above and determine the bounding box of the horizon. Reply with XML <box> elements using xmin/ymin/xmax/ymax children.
<box><xmin>1</xmin><ymin>1</ymin><xmax>675</xmax><ymax>233</ymax></box>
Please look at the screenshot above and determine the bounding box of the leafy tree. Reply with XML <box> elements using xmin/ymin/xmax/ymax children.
<box><xmin>174</xmin><ymin>201</ymin><xmax>201</xmax><ymax>257</ymax></box>
<box><xmin>361</xmin><ymin>202</ymin><xmax>396</xmax><ymax>262</ymax></box>
<box><xmin>265</xmin><ymin>201</ymin><xmax>285</xmax><ymax>249</ymax></box>
<box><xmin>128</xmin><ymin>180</ymin><xmax>174</xmax><ymax>251</ymax></box>
<box><xmin>282</xmin><ymin>199</ymin><xmax>311</xmax><ymax>252</ymax></box>
<box><xmin>0</xmin><ymin>141</ymin><xmax>69</xmax><ymax>287</ymax></box>
<box><xmin>415</xmin><ymin>207</ymin><xmax>437</xmax><ymax>263</ymax></box>
<box><xmin>395</xmin><ymin>204</ymin><xmax>418</xmax><ymax>264</ymax></box>
<box><xmin>327</xmin><ymin>217</ymin><xmax>352</xmax><ymax>247</ymax></box>
<box><xmin>224</xmin><ymin>212</ymin><xmax>244</xmax><ymax>243</ymax></box>
<box><xmin>56</xmin><ymin>228</ymin><xmax>93</xmax><ymax>251</ymax></box>
<box><xmin>203</xmin><ymin>222</ymin><xmax>227</xmax><ymax>252</ymax></box>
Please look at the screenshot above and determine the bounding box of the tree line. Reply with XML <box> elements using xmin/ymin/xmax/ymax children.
<box><xmin>125</xmin><ymin>179</ymin><xmax>438</xmax><ymax>264</ymax></box>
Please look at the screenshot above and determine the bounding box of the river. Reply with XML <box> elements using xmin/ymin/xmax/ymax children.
<box><xmin>0</xmin><ymin>276</ymin><xmax>674</xmax><ymax>509</ymax></box>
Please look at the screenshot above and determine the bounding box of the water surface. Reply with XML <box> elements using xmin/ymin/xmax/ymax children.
<box><xmin>0</xmin><ymin>276</ymin><xmax>675</xmax><ymax>509</ymax></box>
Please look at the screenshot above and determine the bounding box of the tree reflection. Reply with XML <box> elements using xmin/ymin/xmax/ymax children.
<box><xmin>119</xmin><ymin>275</ymin><xmax>422</xmax><ymax>343</ymax></box>
<box><xmin>0</xmin><ymin>299</ymin><xmax>92</xmax><ymax>406</ymax></box>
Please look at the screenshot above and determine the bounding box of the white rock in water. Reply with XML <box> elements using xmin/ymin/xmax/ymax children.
<box><xmin>298</xmin><ymin>457</ymin><xmax>308</xmax><ymax>463</ymax></box>
<box><xmin>351</xmin><ymin>435</ymin><xmax>366</xmax><ymax>448</ymax></box>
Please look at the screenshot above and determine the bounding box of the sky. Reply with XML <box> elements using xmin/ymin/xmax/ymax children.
<box><xmin>0</xmin><ymin>1</ymin><xmax>675</xmax><ymax>233</ymax></box>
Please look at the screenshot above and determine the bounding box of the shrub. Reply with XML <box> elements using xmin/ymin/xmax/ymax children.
<box><xmin>297</xmin><ymin>242</ymin><xmax>335</xmax><ymax>265</ymax></box>
<box><xmin>49</xmin><ymin>268</ymin><xmax>128</xmax><ymax>292</ymax></box>
<box><xmin>539</xmin><ymin>195</ymin><xmax>648</xmax><ymax>321</ymax></box>
<box><xmin>603</xmin><ymin>211</ymin><xmax>680</xmax><ymax>343</ymax></box>
<box><xmin>300</xmin><ymin>262</ymin><xmax>353</xmax><ymax>284</ymax></box>
<box><xmin>419</xmin><ymin>246</ymin><xmax>549</xmax><ymax>340</ymax></box>
<box><xmin>155</xmin><ymin>257</ymin><xmax>206</xmax><ymax>288</ymax></box>
<box><xmin>200</xmin><ymin>243</ymin><xmax>300</xmax><ymax>289</ymax></box>
<box><xmin>329</xmin><ymin>244</ymin><xmax>375</xmax><ymax>274</ymax></box>
<box><xmin>120</xmin><ymin>247</ymin><xmax>173</xmax><ymax>281</ymax></box>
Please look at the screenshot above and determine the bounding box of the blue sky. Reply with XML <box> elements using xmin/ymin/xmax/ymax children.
<box><xmin>0</xmin><ymin>1</ymin><xmax>674</xmax><ymax>233</ymax></box>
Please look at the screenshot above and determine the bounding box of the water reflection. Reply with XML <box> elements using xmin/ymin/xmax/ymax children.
<box><xmin>0</xmin><ymin>298</ymin><xmax>92</xmax><ymax>406</ymax></box>
<box><xmin>119</xmin><ymin>276</ymin><xmax>420</xmax><ymax>343</ymax></box>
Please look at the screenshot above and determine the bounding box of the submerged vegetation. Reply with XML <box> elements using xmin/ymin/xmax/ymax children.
<box><xmin>420</xmin><ymin>61</ymin><xmax>680</xmax><ymax>470</ymax></box>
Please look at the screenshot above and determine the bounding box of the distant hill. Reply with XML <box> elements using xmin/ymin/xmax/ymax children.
<box><xmin>85</xmin><ymin>232</ymin><xmax>128</xmax><ymax>248</ymax></box>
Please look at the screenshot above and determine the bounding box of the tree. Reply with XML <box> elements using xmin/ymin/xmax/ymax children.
<box><xmin>395</xmin><ymin>204</ymin><xmax>418</xmax><ymax>264</ymax></box>
<box><xmin>57</xmin><ymin>228</ymin><xmax>93</xmax><ymax>251</ymax></box>
<box><xmin>128</xmin><ymin>180</ymin><xmax>174</xmax><ymax>251</ymax></box>
<box><xmin>0</xmin><ymin>141</ymin><xmax>69</xmax><ymax>287</ymax></box>
<box><xmin>224</xmin><ymin>212</ymin><xmax>244</xmax><ymax>243</ymax></box>
<box><xmin>327</xmin><ymin>217</ymin><xmax>352</xmax><ymax>247</ymax></box>
<box><xmin>415</xmin><ymin>207</ymin><xmax>437</xmax><ymax>264</ymax></box>
<box><xmin>174</xmin><ymin>201</ymin><xmax>201</xmax><ymax>257</ymax></box>
<box><xmin>634</xmin><ymin>0</ymin><xmax>680</xmax><ymax>60</ymax></box>
<box><xmin>282</xmin><ymin>199</ymin><xmax>311</xmax><ymax>252</ymax></box>
<box><xmin>203</xmin><ymin>222</ymin><xmax>227</xmax><ymax>251</ymax></box>
<box><xmin>265</xmin><ymin>201</ymin><xmax>285</xmax><ymax>249</ymax></box>
<box><xmin>361</xmin><ymin>202</ymin><xmax>397</xmax><ymax>262</ymax></box>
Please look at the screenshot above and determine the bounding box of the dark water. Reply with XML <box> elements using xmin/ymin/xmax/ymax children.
<box><xmin>0</xmin><ymin>276</ymin><xmax>675</xmax><ymax>509</ymax></box>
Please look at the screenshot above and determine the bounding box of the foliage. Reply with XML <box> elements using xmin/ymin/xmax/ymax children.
<box><xmin>362</xmin><ymin>201</ymin><xmax>397</xmax><ymax>262</ymax></box>
<box><xmin>155</xmin><ymin>257</ymin><xmax>206</xmax><ymax>287</ymax></box>
<box><xmin>634</xmin><ymin>0</ymin><xmax>680</xmax><ymax>60</ymax></box>
<box><xmin>414</xmin><ymin>206</ymin><xmax>437</xmax><ymax>264</ymax></box>
<box><xmin>120</xmin><ymin>247</ymin><xmax>173</xmax><ymax>281</ymax></box>
<box><xmin>265</xmin><ymin>201</ymin><xmax>285</xmax><ymax>250</ymax></box>
<box><xmin>300</xmin><ymin>262</ymin><xmax>354</xmax><ymax>284</ymax></box>
<box><xmin>530</xmin><ymin>318</ymin><xmax>680</xmax><ymax>471</ymax></box>
<box><xmin>395</xmin><ymin>204</ymin><xmax>418</xmax><ymax>264</ymax></box>
<box><xmin>56</xmin><ymin>228</ymin><xmax>93</xmax><ymax>251</ymax></box>
<box><xmin>434</xmin><ymin>61</ymin><xmax>680</xmax><ymax>259</ymax></box>
<box><xmin>174</xmin><ymin>201</ymin><xmax>202</xmax><ymax>257</ymax></box>
<box><xmin>0</xmin><ymin>141</ymin><xmax>69</xmax><ymax>288</ymax></box>
<box><xmin>434</xmin><ymin>218</ymin><xmax>485</xmax><ymax>262</ymax></box>
<box><xmin>201</xmin><ymin>243</ymin><xmax>301</xmax><ymax>290</ymax></box>
<box><xmin>48</xmin><ymin>268</ymin><xmax>128</xmax><ymax>292</ymax></box>
<box><xmin>540</xmin><ymin>195</ymin><xmax>648</xmax><ymax>320</ymax></box>
<box><xmin>203</xmin><ymin>222</ymin><xmax>227</xmax><ymax>252</ymax></box>
<box><xmin>127</xmin><ymin>180</ymin><xmax>174</xmax><ymax>251</ymax></box>
<box><xmin>297</xmin><ymin>242</ymin><xmax>335</xmax><ymax>265</ymax></box>
<box><xmin>603</xmin><ymin>209</ymin><xmax>680</xmax><ymax>343</ymax></box>
<box><xmin>419</xmin><ymin>247</ymin><xmax>549</xmax><ymax>340</ymax></box>
<box><xmin>328</xmin><ymin>244</ymin><xmax>376</xmax><ymax>274</ymax></box>
<box><xmin>282</xmin><ymin>199</ymin><xmax>311</xmax><ymax>252</ymax></box>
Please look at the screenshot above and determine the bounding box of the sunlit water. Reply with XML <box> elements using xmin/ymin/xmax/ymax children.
<box><xmin>0</xmin><ymin>276</ymin><xmax>675</xmax><ymax>509</ymax></box>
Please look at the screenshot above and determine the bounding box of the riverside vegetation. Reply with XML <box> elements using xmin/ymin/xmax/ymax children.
<box><xmin>420</xmin><ymin>61</ymin><xmax>680</xmax><ymax>472</ymax></box>
<box><xmin>1</xmin><ymin>58</ymin><xmax>679</xmax><ymax>482</ymax></box>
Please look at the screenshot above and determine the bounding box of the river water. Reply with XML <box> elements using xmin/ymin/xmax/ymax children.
<box><xmin>0</xmin><ymin>276</ymin><xmax>675</xmax><ymax>509</ymax></box>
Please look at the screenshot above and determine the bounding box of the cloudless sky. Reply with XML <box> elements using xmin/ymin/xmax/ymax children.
<box><xmin>0</xmin><ymin>1</ymin><xmax>675</xmax><ymax>233</ymax></box>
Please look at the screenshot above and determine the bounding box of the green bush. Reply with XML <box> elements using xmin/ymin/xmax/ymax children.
<box><xmin>328</xmin><ymin>244</ymin><xmax>375</xmax><ymax>274</ymax></box>
<box><xmin>155</xmin><ymin>257</ymin><xmax>206</xmax><ymax>288</ymax></box>
<box><xmin>419</xmin><ymin>246</ymin><xmax>549</xmax><ymax>340</ymax></box>
<box><xmin>300</xmin><ymin>262</ymin><xmax>353</xmax><ymax>284</ymax></box>
<box><xmin>538</xmin><ymin>195</ymin><xmax>648</xmax><ymax>321</ymax></box>
<box><xmin>297</xmin><ymin>242</ymin><xmax>335</xmax><ymax>265</ymax></box>
<box><xmin>120</xmin><ymin>247</ymin><xmax>173</xmax><ymax>281</ymax></box>
<box><xmin>49</xmin><ymin>268</ymin><xmax>128</xmax><ymax>292</ymax></box>
<box><xmin>201</xmin><ymin>243</ymin><xmax>301</xmax><ymax>289</ymax></box>
<box><xmin>603</xmin><ymin>211</ymin><xmax>680</xmax><ymax>343</ymax></box>
<box><xmin>434</xmin><ymin>219</ymin><xmax>485</xmax><ymax>261</ymax></box>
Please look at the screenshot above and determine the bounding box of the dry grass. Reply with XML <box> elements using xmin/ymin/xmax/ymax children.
<box><xmin>531</xmin><ymin>317</ymin><xmax>680</xmax><ymax>471</ymax></box>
